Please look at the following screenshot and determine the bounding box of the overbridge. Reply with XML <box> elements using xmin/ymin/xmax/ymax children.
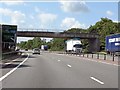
<box><xmin>17</xmin><ymin>29</ymin><xmax>100</xmax><ymax>52</ymax></box>
<box><xmin>17</xmin><ymin>31</ymin><xmax>99</xmax><ymax>39</ymax></box>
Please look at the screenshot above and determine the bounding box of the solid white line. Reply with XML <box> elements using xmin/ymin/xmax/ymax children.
<box><xmin>90</xmin><ymin>77</ymin><xmax>104</xmax><ymax>85</ymax></box>
<box><xmin>67</xmin><ymin>64</ymin><xmax>72</xmax><ymax>68</ymax></box>
<box><xmin>0</xmin><ymin>53</ymin><xmax>29</xmax><ymax>81</ymax></box>
<box><xmin>69</xmin><ymin>55</ymin><xmax>119</xmax><ymax>66</ymax></box>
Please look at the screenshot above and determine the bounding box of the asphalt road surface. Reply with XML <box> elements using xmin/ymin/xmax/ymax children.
<box><xmin>1</xmin><ymin>51</ymin><xmax>118</xmax><ymax>88</ymax></box>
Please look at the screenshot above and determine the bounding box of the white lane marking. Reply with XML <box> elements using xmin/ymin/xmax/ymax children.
<box><xmin>98</xmin><ymin>61</ymin><xmax>111</xmax><ymax>65</ymax></box>
<box><xmin>54</xmin><ymin>53</ymin><xmax>119</xmax><ymax>66</ymax></box>
<box><xmin>0</xmin><ymin>53</ymin><xmax>29</xmax><ymax>81</ymax></box>
<box><xmin>67</xmin><ymin>64</ymin><xmax>72</xmax><ymax>68</ymax></box>
<box><xmin>5</xmin><ymin>63</ymin><xmax>11</xmax><ymax>65</ymax></box>
<box><xmin>58</xmin><ymin>60</ymin><xmax>61</xmax><ymax>62</ymax></box>
<box><xmin>69</xmin><ymin>55</ymin><xmax>119</xmax><ymax>66</ymax></box>
<box><xmin>12</xmin><ymin>60</ymin><xmax>17</xmax><ymax>61</ymax></box>
<box><xmin>90</xmin><ymin>77</ymin><xmax>104</xmax><ymax>85</ymax></box>
<box><xmin>113</xmin><ymin>64</ymin><xmax>118</xmax><ymax>66</ymax></box>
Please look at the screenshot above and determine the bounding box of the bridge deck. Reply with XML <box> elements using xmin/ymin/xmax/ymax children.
<box><xmin>17</xmin><ymin>31</ymin><xmax>99</xmax><ymax>39</ymax></box>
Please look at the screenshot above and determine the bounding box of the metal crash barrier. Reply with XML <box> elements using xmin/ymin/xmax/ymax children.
<box><xmin>2</xmin><ymin>51</ymin><xmax>22</xmax><ymax>60</ymax></box>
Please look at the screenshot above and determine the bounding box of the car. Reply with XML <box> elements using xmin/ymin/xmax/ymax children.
<box><xmin>25</xmin><ymin>49</ymin><xmax>28</xmax><ymax>51</ymax></box>
<box><xmin>32</xmin><ymin>48</ymin><xmax>40</xmax><ymax>54</ymax></box>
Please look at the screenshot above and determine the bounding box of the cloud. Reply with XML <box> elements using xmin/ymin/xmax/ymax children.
<box><xmin>38</xmin><ymin>13</ymin><xmax>57</xmax><ymax>24</ymax></box>
<box><xmin>113</xmin><ymin>20</ymin><xmax>119</xmax><ymax>23</ymax></box>
<box><xmin>11</xmin><ymin>11</ymin><xmax>25</xmax><ymax>24</ymax></box>
<box><xmin>30</xmin><ymin>15</ymin><xmax>34</xmax><ymax>19</ymax></box>
<box><xmin>28</xmin><ymin>25</ymin><xmax>34</xmax><ymax>28</ymax></box>
<box><xmin>2</xmin><ymin>0</ymin><xmax>24</xmax><ymax>5</ymax></box>
<box><xmin>61</xmin><ymin>17</ymin><xmax>86</xmax><ymax>29</ymax></box>
<box><xmin>60</xmin><ymin>0</ymin><xmax>89</xmax><ymax>13</ymax></box>
<box><xmin>106</xmin><ymin>10</ymin><xmax>113</xmax><ymax>16</ymax></box>
<box><xmin>0</xmin><ymin>8</ymin><xmax>25</xmax><ymax>25</ymax></box>
<box><xmin>0</xmin><ymin>8</ymin><xmax>12</xmax><ymax>15</ymax></box>
<box><xmin>35</xmin><ymin>6</ymin><xmax>41</xmax><ymax>13</ymax></box>
<box><xmin>34</xmin><ymin>6</ymin><xmax>45</xmax><ymax>13</ymax></box>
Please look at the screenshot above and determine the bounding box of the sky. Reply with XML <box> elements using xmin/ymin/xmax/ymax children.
<box><xmin>0</xmin><ymin>0</ymin><xmax>119</xmax><ymax>43</ymax></box>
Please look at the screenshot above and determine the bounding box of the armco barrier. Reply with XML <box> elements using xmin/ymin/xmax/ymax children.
<box><xmin>2</xmin><ymin>51</ymin><xmax>22</xmax><ymax>60</ymax></box>
<box><xmin>64</xmin><ymin>52</ymin><xmax>118</xmax><ymax>62</ymax></box>
<box><xmin>84</xmin><ymin>53</ymin><xmax>118</xmax><ymax>61</ymax></box>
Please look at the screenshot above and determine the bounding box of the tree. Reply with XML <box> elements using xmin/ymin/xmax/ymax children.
<box><xmin>18</xmin><ymin>41</ymin><xmax>27</xmax><ymax>49</ymax></box>
<box><xmin>26</xmin><ymin>40</ymin><xmax>33</xmax><ymax>49</ymax></box>
<box><xmin>88</xmin><ymin>18</ymin><xmax>119</xmax><ymax>51</ymax></box>
<box><xmin>17</xmin><ymin>37</ymin><xmax>45</xmax><ymax>49</ymax></box>
<box><xmin>64</xmin><ymin>28</ymin><xmax>87</xmax><ymax>33</ymax></box>
<box><xmin>50</xmin><ymin>38</ymin><xmax>65</xmax><ymax>51</ymax></box>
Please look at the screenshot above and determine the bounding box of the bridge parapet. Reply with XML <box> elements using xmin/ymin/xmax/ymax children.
<box><xmin>17</xmin><ymin>31</ymin><xmax>99</xmax><ymax>39</ymax></box>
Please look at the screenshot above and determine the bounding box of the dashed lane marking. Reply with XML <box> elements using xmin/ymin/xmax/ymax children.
<box><xmin>90</xmin><ymin>76</ymin><xmax>104</xmax><ymax>85</ymax></box>
<box><xmin>4</xmin><ymin>63</ymin><xmax>11</xmax><ymax>65</ymax></box>
<box><xmin>64</xmin><ymin>54</ymin><xmax>119</xmax><ymax>66</ymax></box>
<box><xmin>67</xmin><ymin>64</ymin><xmax>72</xmax><ymax>68</ymax></box>
<box><xmin>58</xmin><ymin>60</ymin><xmax>61</xmax><ymax>62</ymax></box>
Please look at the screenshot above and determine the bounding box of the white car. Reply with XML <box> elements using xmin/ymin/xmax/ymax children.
<box><xmin>32</xmin><ymin>48</ymin><xmax>40</xmax><ymax>55</ymax></box>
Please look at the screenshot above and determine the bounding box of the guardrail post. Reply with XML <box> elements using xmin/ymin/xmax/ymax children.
<box><xmin>112</xmin><ymin>53</ymin><xmax>114</xmax><ymax>61</ymax></box>
<box><xmin>87</xmin><ymin>53</ymin><xmax>88</xmax><ymax>58</ymax></box>
<box><xmin>83</xmin><ymin>52</ymin><xmax>84</xmax><ymax>57</ymax></box>
<box><xmin>104</xmin><ymin>54</ymin><xmax>106</xmax><ymax>60</ymax></box>
<box><xmin>97</xmin><ymin>53</ymin><xmax>99</xmax><ymax>59</ymax></box>
<box><xmin>92</xmin><ymin>53</ymin><xmax>93</xmax><ymax>58</ymax></box>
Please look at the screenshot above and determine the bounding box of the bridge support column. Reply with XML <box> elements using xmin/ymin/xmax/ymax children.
<box><xmin>88</xmin><ymin>38</ymin><xmax>100</xmax><ymax>52</ymax></box>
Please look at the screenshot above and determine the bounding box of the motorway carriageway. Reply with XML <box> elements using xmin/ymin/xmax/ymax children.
<box><xmin>0</xmin><ymin>51</ymin><xmax>119</xmax><ymax>88</ymax></box>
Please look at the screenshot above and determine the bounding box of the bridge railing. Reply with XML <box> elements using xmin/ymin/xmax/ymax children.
<box><xmin>18</xmin><ymin>28</ymin><xmax>65</xmax><ymax>33</ymax></box>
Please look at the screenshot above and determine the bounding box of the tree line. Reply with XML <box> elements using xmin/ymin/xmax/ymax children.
<box><xmin>17</xmin><ymin>18</ymin><xmax>119</xmax><ymax>52</ymax></box>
